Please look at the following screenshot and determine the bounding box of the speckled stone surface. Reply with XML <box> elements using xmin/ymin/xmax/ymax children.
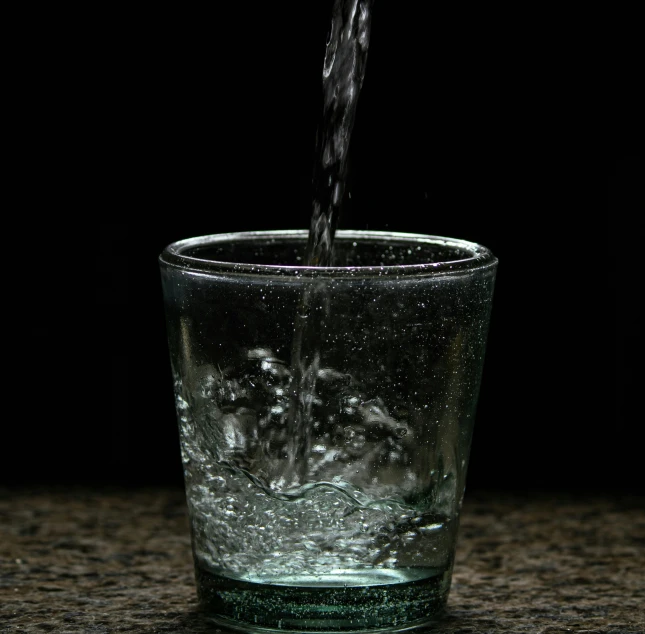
<box><xmin>1</xmin><ymin>489</ymin><xmax>643</xmax><ymax>633</ymax></box>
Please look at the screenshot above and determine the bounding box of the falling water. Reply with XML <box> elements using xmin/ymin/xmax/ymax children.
<box><xmin>285</xmin><ymin>0</ymin><xmax>376</xmax><ymax>487</ymax></box>
<box><xmin>306</xmin><ymin>0</ymin><xmax>374</xmax><ymax>266</ymax></box>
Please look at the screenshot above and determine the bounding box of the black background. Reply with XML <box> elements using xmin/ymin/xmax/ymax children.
<box><xmin>10</xmin><ymin>4</ymin><xmax>642</xmax><ymax>493</ymax></box>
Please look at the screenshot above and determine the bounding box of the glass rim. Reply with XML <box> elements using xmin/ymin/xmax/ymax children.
<box><xmin>159</xmin><ymin>230</ymin><xmax>498</xmax><ymax>278</ymax></box>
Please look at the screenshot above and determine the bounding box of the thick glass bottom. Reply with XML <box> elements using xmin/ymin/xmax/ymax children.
<box><xmin>195</xmin><ymin>565</ymin><xmax>451</xmax><ymax>632</ymax></box>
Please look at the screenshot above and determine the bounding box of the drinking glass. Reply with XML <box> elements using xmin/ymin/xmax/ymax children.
<box><xmin>159</xmin><ymin>230</ymin><xmax>497</xmax><ymax>631</ymax></box>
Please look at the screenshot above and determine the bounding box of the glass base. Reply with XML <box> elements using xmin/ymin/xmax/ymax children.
<box><xmin>195</xmin><ymin>565</ymin><xmax>451</xmax><ymax>632</ymax></box>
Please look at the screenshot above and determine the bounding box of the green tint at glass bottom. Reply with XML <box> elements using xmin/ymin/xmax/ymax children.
<box><xmin>196</xmin><ymin>565</ymin><xmax>452</xmax><ymax>632</ymax></box>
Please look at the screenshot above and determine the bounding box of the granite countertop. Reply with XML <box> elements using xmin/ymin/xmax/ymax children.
<box><xmin>1</xmin><ymin>489</ymin><xmax>643</xmax><ymax>633</ymax></box>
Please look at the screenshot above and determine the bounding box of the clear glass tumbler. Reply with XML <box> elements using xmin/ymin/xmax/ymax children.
<box><xmin>160</xmin><ymin>230</ymin><xmax>497</xmax><ymax>632</ymax></box>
